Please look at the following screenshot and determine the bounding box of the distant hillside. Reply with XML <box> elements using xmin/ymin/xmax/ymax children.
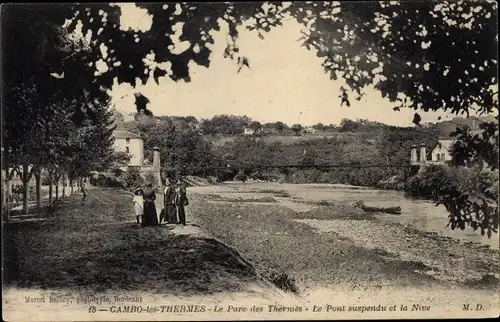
<box><xmin>206</xmin><ymin>132</ymin><xmax>365</xmax><ymax>147</ymax></box>
<box><xmin>207</xmin><ymin>115</ymin><xmax>494</xmax><ymax>146</ymax></box>
<box><xmin>430</xmin><ymin>115</ymin><xmax>497</xmax><ymax>139</ymax></box>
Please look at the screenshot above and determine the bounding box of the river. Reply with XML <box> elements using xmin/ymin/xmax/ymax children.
<box><xmin>204</xmin><ymin>182</ymin><xmax>499</xmax><ymax>250</ymax></box>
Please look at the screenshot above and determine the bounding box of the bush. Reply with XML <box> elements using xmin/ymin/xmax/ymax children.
<box><xmin>41</xmin><ymin>172</ymin><xmax>51</xmax><ymax>185</ymax></box>
<box><xmin>406</xmin><ymin>164</ymin><xmax>499</xmax><ymax>237</ymax></box>
<box><xmin>234</xmin><ymin>170</ymin><xmax>247</xmax><ymax>182</ymax></box>
<box><xmin>216</xmin><ymin>168</ymin><xmax>237</xmax><ymax>182</ymax></box>
<box><xmin>248</xmin><ymin>170</ymin><xmax>273</xmax><ymax>181</ymax></box>
<box><xmin>121</xmin><ymin>168</ymin><xmax>144</xmax><ymax>189</ymax></box>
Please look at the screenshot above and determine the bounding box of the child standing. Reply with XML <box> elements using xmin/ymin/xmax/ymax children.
<box><xmin>81</xmin><ymin>179</ymin><xmax>88</xmax><ymax>202</ymax></box>
<box><xmin>133</xmin><ymin>188</ymin><xmax>144</xmax><ymax>227</ymax></box>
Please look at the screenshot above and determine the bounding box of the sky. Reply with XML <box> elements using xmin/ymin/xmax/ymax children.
<box><xmin>108</xmin><ymin>3</ymin><xmax>462</xmax><ymax>127</ymax></box>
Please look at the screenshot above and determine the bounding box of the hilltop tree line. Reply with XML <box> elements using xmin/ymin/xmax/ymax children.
<box><xmin>2</xmin><ymin>2</ymin><xmax>497</xmax><ymax>234</ymax></box>
<box><xmin>126</xmin><ymin>112</ymin><xmax>495</xmax><ymax>140</ymax></box>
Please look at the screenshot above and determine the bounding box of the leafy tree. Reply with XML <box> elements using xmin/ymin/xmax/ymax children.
<box><xmin>1</xmin><ymin>4</ymin><xmax>115</xmax><ymax>212</ymax></box>
<box><xmin>128</xmin><ymin>116</ymin><xmax>224</xmax><ymax>175</ymax></box>
<box><xmin>4</xmin><ymin>2</ymin><xmax>497</xmax><ymax>133</ymax></box>
<box><xmin>112</xmin><ymin>108</ymin><xmax>125</xmax><ymax>127</ymax></box>
<box><xmin>339</xmin><ymin>119</ymin><xmax>359</xmax><ymax>132</ymax></box>
<box><xmin>274</xmin><ymin>121</ymin><xmax>287</xmax><ymax>133</ymax></box>
<box><xmin>407</xmin><ymin>164</ymin><xmax>498</xmax><ymax>237</ymax></box>
<box><xmin>291</xmin><ymin>124</ymin><xmax>303</xmax><ymax>136</ymax></box>
<box><xmin>248</xmin><ymin>121</ymin><xmax>262</xmax><ymax>134</ymax></box>
<box><xmin>200</xmin><ymin>115</ymin><xmax>252</xmax><ymax>135</ymax></box>
<box><xmin>121</xmin><ymin>167</ymin><xmax>144</xmax><ymax>189</ymax></box>
<box><xmin>323</xmin><ymin>124</ymin><xmax>338</xmax><ymax>132</ymax></box>
<box><xmin>3</xmin><ymin>84</ymin><xmax>48</xmax><ymax>213</ymax></box>
<box><xmin>312</xmin><ymin>123</ymin><xmax>325</xmax><ymax>131</ymax></box>
<box><xmin>160</xmin><ymin>116</ymin><xmax>200</xmax><ymax>130</ymax></box>
<box><xmin>450</xmin><ymin>122</ymin><xmax>498</xmax><ymax>170</ymax></box>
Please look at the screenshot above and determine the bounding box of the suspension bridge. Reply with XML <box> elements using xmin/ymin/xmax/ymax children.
<box><xmin>163</xmin><ymin>163</ymin><xmax>414</xmax><ymax>173</ymax></box>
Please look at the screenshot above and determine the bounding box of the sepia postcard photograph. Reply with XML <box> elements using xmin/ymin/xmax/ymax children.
<box><xmin>1</xmin><ymin>1</ymin><xmax>499</xmax><ymax>321</ymax></box>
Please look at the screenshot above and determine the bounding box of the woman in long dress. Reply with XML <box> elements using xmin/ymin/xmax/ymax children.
<box><xmin>162</xmin><ymin>178</ymin><xmax>177</xmax><ymax>224</ymax></box>
<box><xmin>142</xmin><ymin>182</ymin><xmax>159</xmax><ymax>227</ymax></box>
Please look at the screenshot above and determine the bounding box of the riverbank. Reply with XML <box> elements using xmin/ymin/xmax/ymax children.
<box><xmin>187</xmin><ymin>183</ymin><xmax>499</xmax><ymax>316</ymax></box>
<box><xmin>200</xmin><ymin>182</ymin><xmax>499</xmax><ymax>248</ymax></box>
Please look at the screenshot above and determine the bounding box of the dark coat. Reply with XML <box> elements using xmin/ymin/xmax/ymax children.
<box><xmin>143</xmin><ymin>188</ymin><xmax>156</xmax><ymax>201</ymax></box>
<box><xmin>162</xmin><ymin>185</ymin><xmax>177</xmax><ymax>223</ymax></box>
<box><xmin>175</xmin><ymin>184</ymin><xmax>188</xmax><ymax>225</ymax></box>
<box><xmin>175</xmin><ymin>184</ymin><xmax>188</xmax><ymax>206</ymax></box>
<box><xmin>142</xmin><ymin>188</ymin><xmax>158</xmax><ymax>226</ymax></box>
<box><xmin>164</xmin><ymin>185</ymin><xmax>175</xmax><ymax>206</ymax></box>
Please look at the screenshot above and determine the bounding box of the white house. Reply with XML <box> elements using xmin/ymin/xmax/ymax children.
<box><xmin>111</xmin><ymin>130</ymin><xmax>162</xmax><ymax>187</ymax></box>
<box><xmin>410</xmin><ymin>140</ymin><xmax>454</xmax><ymax>166</ymax></box>
<box><xmin>430</xmin><ymin>140</ymin><xmax>454</xmax><ymax>163</ymax></box>
<box><xmin>112</xmin><ymin>130</ymin><xmax>144</xmax><ymax>167</ymax></box>
<box><xmin>302</xmin><ymin>126</ymin><xmax>318</xmax><ymax>134</ymax></box>
<box><xmin>243</xmin><ymin>127</ymin><xmax>255</xmax><ymax>135</ymax></box>
<box><xmin>410</xmin><ymin>120</ymin><xmax>486</xmax><ymax>166</ymax></box>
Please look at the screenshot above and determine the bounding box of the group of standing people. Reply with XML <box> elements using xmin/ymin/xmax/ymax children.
<box><xmin>132</xmin><ymin>178</ymin><xmax>189</xmax><ymax>228</ymax></box>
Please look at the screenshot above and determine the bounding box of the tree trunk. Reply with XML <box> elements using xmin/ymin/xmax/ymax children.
<box><xmin>55</xmin><ymin>179</ymin><xmax>59</xmax><ymax>201</ymax></box>
<box><xmin>49</xmin><ymin>181</ymin><xmax>53</xmax><ymax>204</ymax></box>
<box><xmin>62</xmin><ymin>174</ymin><xmax>66</xmax><ymax>198</ymax></box>
<box><xmin>22</xmin><ymin>164</ymin><xmax>29</xmax><ymax>216</ymax></box>
<box><xmin>70</xmin><ymin>178</ymin><xmax>74</xmax><ymax>195</ymax></box>
<box><xmin>35</xmin><ymin>171</ymin><xmax>41</xmax><ymax>210</ymax></box>
<box><xmin>2</xmin><ymin>147</ymin><xmax>9</xmax><ymax>221</ymax></box>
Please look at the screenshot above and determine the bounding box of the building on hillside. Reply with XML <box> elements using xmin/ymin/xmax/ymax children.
<box><xmin>410</xmin><ymin>120</ymin><xmax>486</xmax><ymax>167</ymax></box>
<box><xmin>243</xmin><ymin>127</ymin><xmax>255</xmax><ymax>135</ymax></box>
<box><xmin>430</xmin><ymin>140</ymin><xmax>455</xmax><ymax>163</ymax></box>
<box><xmin>261</xmin><ymin>127</ymin><xmax>280</xmax><ymax>135</ymax></box>
<box><xmin>302</xmin><ymin>126</ymin><xmax>318</xmax><ymax>134</ymax></box>
<box><xmin>410</xmin><ymin>140</ymin><xmax>454</xmax><ymax>166</ymax></box>
<box><xmin>112</xmin><ymin>130</ymin><xmax>162</xmax><ymax>187</ymax></box>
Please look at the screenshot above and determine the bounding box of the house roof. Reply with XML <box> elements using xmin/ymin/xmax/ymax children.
<box><xmin>432</xmin><ymin>139</ymin><xmax>455</xmax><ymax>152</ymax></box>
<box><xmin>113</xmin><ymin>130</ymin><xmax>142</xmax><ymax>139</ymax></box>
